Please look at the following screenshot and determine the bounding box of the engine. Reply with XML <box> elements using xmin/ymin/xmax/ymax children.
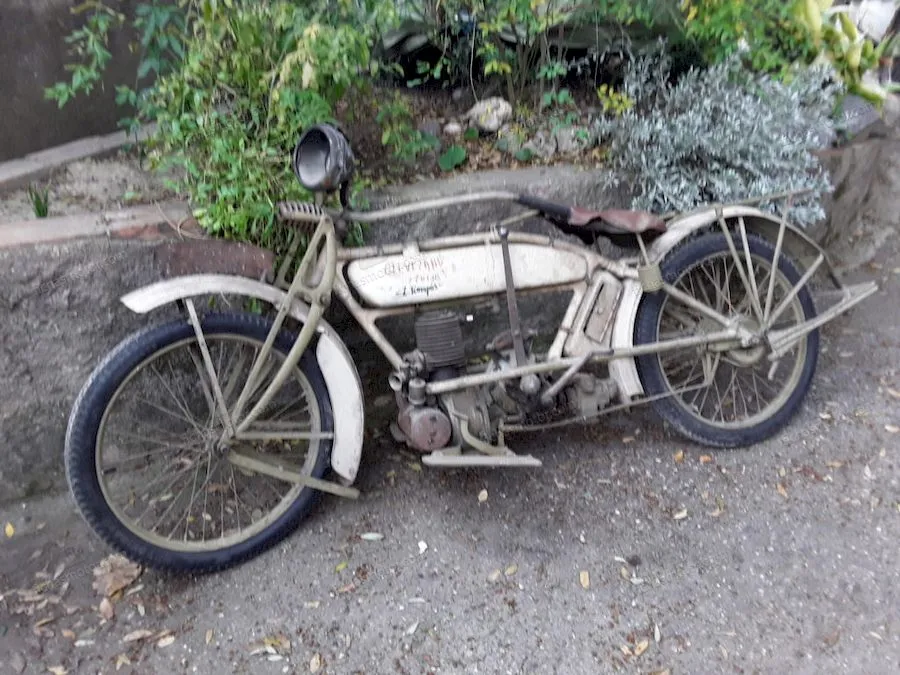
<box><xmin>391</xmin><ymin>310</ymin><xmax>620</xmax><ymax>453</ymax></box>
<box><xmin>392</xmin><ymin>311</ymin><xmax>466</xmax><ymax>452</ymax></box>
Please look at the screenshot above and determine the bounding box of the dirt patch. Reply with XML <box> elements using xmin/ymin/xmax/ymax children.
<box><xmin>0</xmin><ymin>150</ymin><xmax>176</xmax><ymax>222</ymax></box>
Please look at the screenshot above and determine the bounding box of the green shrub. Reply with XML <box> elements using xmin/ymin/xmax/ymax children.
<box><xmin>596</xmin><ymin>43</ymin><xmax>842</xmax><ymax>227</ymax></box>
<box><xmin>680</xmin><ymin>0</ymin><xmax>818</xmax><ymax>77</ymax></box>
<box><xmin>45</xmin><ymin>1</ymin><xmax>395</xmax><ymax>254</ymax></box>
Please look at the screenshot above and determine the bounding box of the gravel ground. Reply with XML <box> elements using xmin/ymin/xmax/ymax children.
<box><xmin>1</xmin><ymin>241</ymin><xmax>898</xmax><ymax>675</ymax></box>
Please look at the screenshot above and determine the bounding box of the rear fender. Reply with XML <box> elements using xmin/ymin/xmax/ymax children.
<box><xmin>120</xmin><ymin>274</ymin><xmax>365</xmax><ymax>484</ymax></box>
<box><xmin>609</xmin><ymin>206</ymin><xmax>839</xmax><ymax>400</ymax></box>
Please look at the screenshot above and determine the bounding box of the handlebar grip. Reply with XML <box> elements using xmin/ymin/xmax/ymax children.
<box><xmin>516</xmin><ymin>194</ymin><xmax>572</xmax><ymax>220</ymax></box>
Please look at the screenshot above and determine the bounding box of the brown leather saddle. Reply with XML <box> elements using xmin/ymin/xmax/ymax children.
<box><xmin>516</xmin><ymin>194</ymin><xmax>667</xmax><ymax>247</ymax></box>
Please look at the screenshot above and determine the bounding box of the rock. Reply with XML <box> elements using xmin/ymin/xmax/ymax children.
<box><xmin>521</xmin><ymin>130</ymin><xmax>556</xmax><ymax>159</ymax></box>
<box><xmin>443</xmin><ymin>122</ymin><xmax>463</xmax><ymax>137</ymax></box>
<box><xmin>552</xmin><ymin>126</ymin><xmax>586</xmax><ymax>155</ymax></box>
<box><xmin>834</xmin><ymin>94</ymin><xmax>882</xmax><ymax>142</ymax></box>
<box><xmin>464</xmin><ymin>97</ymin><xmax>513</xmax><ymax>133</ymax></box>
<box><xmin>418</xmin><ymin>119</ymin><xmax>442</xmax><ymax>138</ymax></box>
<box><xmin>883</xmin><ymin>93</ymin><xmax>900</xmax><ymax>128</ymax></box>
<box><xmin>496</xmin><ymin>124</ymin><xmax>523</xmax><ymax>155</ymax></box>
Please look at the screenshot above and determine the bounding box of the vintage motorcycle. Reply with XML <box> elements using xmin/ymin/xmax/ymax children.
<box><xmin>64</xmin><ymin>124</ymin><xmax>877</xmax><ymax>572</ymax></box>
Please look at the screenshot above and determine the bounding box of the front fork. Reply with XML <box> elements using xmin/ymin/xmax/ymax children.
<box><xmin>175</xmin><ymin>209</ymin><xmax>355</xmax><ymax>497</ymax></box>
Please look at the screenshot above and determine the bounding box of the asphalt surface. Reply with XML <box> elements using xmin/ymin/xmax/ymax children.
<box><xmin>1</xmin><ymin>242</ymin><xmax>898</xmax><ymax>675</ymax></box>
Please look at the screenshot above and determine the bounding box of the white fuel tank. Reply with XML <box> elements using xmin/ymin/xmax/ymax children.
<box><xmin>346</xmin><ymin>242</ymin><xmax>588</xmax><ymax>308</ymax></box>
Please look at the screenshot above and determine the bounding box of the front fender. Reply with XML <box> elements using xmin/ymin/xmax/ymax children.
<box><xmin>609</xmin><ymin>206</ymin><xmax>840</xmax><ymax>400</ymax></box>
<box><xmin>121</xmin><ymin>274</ymin><xmax>365</xmax><ymax>484</ymax></box>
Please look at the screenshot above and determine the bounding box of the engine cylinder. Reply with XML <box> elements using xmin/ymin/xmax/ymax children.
<box><xmin>414</xmin><ymin>310</ymin><xmax>466</xmax><ymax>371</ymax></box>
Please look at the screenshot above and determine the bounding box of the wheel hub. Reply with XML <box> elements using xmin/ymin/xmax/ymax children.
<box><xmin>698</xmin><ymin>316</ymin><xmax>767</xmax><ymax>365</ymax></box>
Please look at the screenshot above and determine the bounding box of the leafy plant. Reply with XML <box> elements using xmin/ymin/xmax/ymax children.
<box><xmin>596</xmin><ymin>83</ymin><xmax>633</xmax><ymax>116</ymax></box>
<box><xmin>27</xmin><ymin>184</ymin><xmax>50</xmax><ymax>219</ymax></box>
<box><xmin>438</xmin><ymin>145</ymin><xmax>468</xmax><ymax>171</ymax></box>
<box><xmin>596</xmin><ymin>43</ymin><xmax>842</xmax><ymax>228</ymax></box>
<box><xmin>793</xmin><ymin>1</ymin><xmax>894</xmax><ymax>103</ymax></box>
<box><xmin>680</xmin><ymin>0</ymin><xmax>817</xmax><ymax>77</ymax></box>
<box><xmin>376</xmin><ymin>93</ymin><xmax>437</xmax><ymax>163</ymax></box>
<box><xmin>44</xmin><ymin>2</ymin><xmax>126</xmax><ymax>108</ymax></box>
<box><xmin>45</xmin><ymin>1</ymin><xmax>397</xmax><ymax>255</ymax></box>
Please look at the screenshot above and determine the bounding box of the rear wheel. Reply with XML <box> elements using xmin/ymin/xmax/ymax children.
<box><xmin>65</xmin><ymin>312</ymin><xmax>333</xmax><ymax>573</ymax></box>
<box><xmin>634</xmin><ymin>231</ymin><xmax>819</xmax><ymax>447</ymax></box>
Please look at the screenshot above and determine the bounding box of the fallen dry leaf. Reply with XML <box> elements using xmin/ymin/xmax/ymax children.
<box><xmin>47</xmin><ymin>667</ymin><xmax>67</xmax><ymax>675</ymax></box>
<box><xmin>264</xmin><ymin>634</ymin><xmax>291</xmax><ymax>654</ymax></box>
<box><xmin>619</xmin><ymin>566</ymin><xmax>631</xmax><ymax>581</ymax></box>
<box><xmin>114</xmin><ymin>654</ymin><xmax>131</xmax><ymax>671</ymax></box>
<box><xmin>62</xmin><ymin>629</ymin><xmax>76</xmax><ymax>640</ymax></box>
<box><xmin>99</xmin><ymin>597</ymin><xmax>115</xmax><ymax>620</ymax></box>
<box><xmin>504</xmin><ymin>564</ymin><xmax>518</xmax><ymax>577</ymax></box>
<box><xmin>488</xmin><ymin>569</ymin><xmax>502</xmax><ymax>583</ymax></box>
<box><xmin>359</xmin><ymin>532</ymin><xmax>384</xmax><ymax>542</ymax></box>
<box><xmin>157</xmin><ymin>635</ymin><xmax>176</xmax><ymax>648</ymax></box>
<box><xmin>418</xmin><ymin>541</ymin><xmax>428</xmax><ymax>555</ymax></box>
<box><xmin>673</xmin><ymin>450</ymin><xmax>684</xmax><ymax>463</ymax></box>
<box><xmin>310</xmin><ymin>653</ymin><xmax>323</xmax><ymax>673</ymax></box>
<box><xmin>776</xmin><ymin>482</ymin><xmax>789</xmax><ymax>498</ymax></box>
<box><xmin>478</xmin><ymin>489</ymin><xmax>488</xmax><ymax>503</ymax></box>
<box><xmin>826</xmin><ymin>460</ymin><xmax>845</xmax><ymax>469</ymax></box>
<box><xmin>654</xmin><ymin>622</ymin><xmax>661</xmax><ymax>643</ymax></box>
<box><xmin>634</xmin><ymin>639</ymin><xmax>650</xmax><ymax>656</ymax></box>
<box><xmin>648</xmin><ymin>670</ymin><xmax>671</xmax><ymax>675</ymax></box>
<box><xmin>672</xmin><ymin>508</ymin><xmax>688</xmax><ymax>521</ymax></box>
<box><xmin>622</xmin><ymin>435</ymin><xmax>636</xmax><ymax>444</ymax></box>
<box><xmin>885</xmin><ymin>424</ymin><xmax>899</xmax><ymax>434</ymax></box>
<box><xmin>579</xmin><ymin>570</ymin><xmax>590</xmax><ymax>589</ymax></box>
<box><xmin>819</xmin><ymin>411</ymin><xmax>833</xmax><ymax>421</ymax></box>
<box><xmin>205</xmin><ymin>629</ymin><xmax>214</xmax><ymax>645</ymax></box>
<box><xmin>699</xmin><ymin>455</ymin><xmax>713</xmax><ymax>464</ymax></box>
<box><xmin>93</xmin><ymin>555</ymin><xmax>142</xmax><ymax>598</ymax></box>
<box><xmin>122</xmin><ymin>629</ymin><xmax>154</xmax><ymax>643</ymax></box>
<box><xmin>334</xmin><ymin>561</ymin><xmax>348</xmax><ymax>573</ymax></box>
<box><xmin>5</xmin><ymin>522</ymin><xmax>14</xmax><ymax>538</ymax></box>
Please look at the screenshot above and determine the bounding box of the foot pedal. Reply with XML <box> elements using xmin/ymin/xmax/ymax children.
<box><xmin>422</xmin><ymin>450</ymin><xmax>542</xmax><ymax>468</ymax></box>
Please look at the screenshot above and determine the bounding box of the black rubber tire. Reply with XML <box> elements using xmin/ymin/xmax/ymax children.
<box><xmin>64</xmin><ymin>312</ymin><xmax>333</xmax><ymax>574</ymax></box>
<box><xmin>634</xmin><ymin>231</ymin><xmax>819</xmax><ymax>448</ymax></box>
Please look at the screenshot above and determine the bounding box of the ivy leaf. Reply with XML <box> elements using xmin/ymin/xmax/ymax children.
<box><xmin>514</xmin><ymin>148</ymin><xmax>534</xmax><ymax>162</ymax></box>
<box><xmin>438</xmin><ymin>145</ymin><xmax>467</xmax><ymax>172</ymax></box>
<box><xmin>463</xmin><ymin>127</ymin><xmax>479</xmax><ymax>141</ymax></box>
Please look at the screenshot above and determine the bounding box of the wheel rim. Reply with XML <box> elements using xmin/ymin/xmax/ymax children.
<box><xmin>655</xmin><ymin>251</ymin><xmax>808</xmax><ymax>430</ymax></box>
<box><xmin>95</xmin><ymin>334</ymin><xmax>321</xmax><ymax>553</ymax></box>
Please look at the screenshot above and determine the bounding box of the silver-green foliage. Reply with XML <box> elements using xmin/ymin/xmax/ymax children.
<box><xmin>596</xmin><ymin>45</ymin><xmax>843</xmax><ymax>227</ymax></box>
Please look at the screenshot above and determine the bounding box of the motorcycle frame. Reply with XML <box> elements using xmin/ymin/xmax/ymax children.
<box><xmin>121</xmin><ymin>189</ymin><xmax>878</xmax><ymax>498</ymax></box>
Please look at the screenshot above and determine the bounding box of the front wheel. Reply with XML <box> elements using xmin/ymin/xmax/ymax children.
<box><xmin>64</xmin><ymin>312</ymin><xmax>333</xmax><ymax>573</ymax></box>
<box><xmin>634</xmin><ymin>231</ymin><xmax>819</xmax><ymax>448</ymax></box>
